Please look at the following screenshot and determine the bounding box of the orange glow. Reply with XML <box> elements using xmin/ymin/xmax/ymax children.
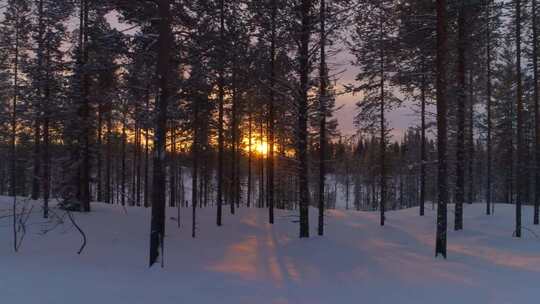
<box><xmin>242</xmin><ymin>132</ymin><xmax>269</xmax><ymax>157</ymax></box>
<box><xmin>255</xmin><ymin>141</ymin><xmax>269</xmax><ymax>156</ymax></box>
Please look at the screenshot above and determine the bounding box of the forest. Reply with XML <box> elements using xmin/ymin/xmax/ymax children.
<box><xmin>0</xmin><ymin>0</ymin><xmax>539</xmax><ymax>303</ymax></box>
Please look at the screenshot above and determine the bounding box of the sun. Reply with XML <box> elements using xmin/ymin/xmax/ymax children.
<box><xmin>242</xmin><ymin>134</ymin><xmax>269</xmax><ymax>157</ymax></box>
<box><xmin>255</xmin><ymin>141</ymin><xmax>269</xmax><ymax>156</ymax></box>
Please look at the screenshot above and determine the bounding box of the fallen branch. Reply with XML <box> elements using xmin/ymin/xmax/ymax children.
<box><xmin>55</xmin><ymin>197</ymin><xmax>88</xmax><ymax>254</ymax></box>
<box><xmin>39</xmin><ymin>208</ymin><xmax>68</xmax><ymax>235</ymax></box>
<box><xmin>66</xmin><ymin>210</ymin><xmax>87</xmax><ymax>255</ymax></box>
<box><xmin>15</xmin><ymin>205</ymin><xmax>34</xmax><ymax>252</ymax></box>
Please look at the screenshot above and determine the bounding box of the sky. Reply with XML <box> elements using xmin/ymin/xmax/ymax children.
<box><xmin>332</xmin><ymin>49</ymin><xmax>419</xmax><ymax>139</ymax></box>
<box><xmin>0</xmin><ymin>4</ymin><xmax>420</xmax><ymax>140</ymax></box>
<box><xmin>106</xmin><ymin>12</ymin><xmax>421</xmax><ymax>140</ymax></box>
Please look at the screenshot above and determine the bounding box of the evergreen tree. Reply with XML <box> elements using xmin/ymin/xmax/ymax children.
<box><xmin>149</xmin><ymin>0</ymin><xmax>173</xmax><ymax>267</ymax></box>
<box><xmin>350</xmin><ymin>0</ymin><xmax>401</xmax><ymax>226</ymax></box>
<box><xmin>394</xmin><ymin>0</ymin><xmax>436</xmax><ymax>216</ymax></box>
<box><xmin>435</xmin><ymin>0</ymin><xmax>449</xmax><ymax>258</ymax></box>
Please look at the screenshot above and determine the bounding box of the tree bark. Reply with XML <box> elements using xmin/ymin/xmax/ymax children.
<box><xmin>247</xmin><ymin>104</ymin><xmax>253</xmax><ymax>208</ymax></box>
<box><xmin>216</xmin><ymin>0</ymin><xmax>225</xmax><ymax>226</ymax></box>
<box><xmin>78</xmin><ymin>0</ymin><xmax>91</xmax><ymax>212</ymax></box>
<box><xmin>420</xmin><ymin>61</ymin><xmax>426</xmax><ymax>216</ymax></box>
<box><xmin>435</xmin><ymin>0</ymin><xmax>449</xmax><ymax>258</ymax></box>
<box><xmin>486</xmin><ymin>0</ymin><xmax>493</xmax><ymax>215</ymax></box>
<box><xmin>105</xmin><ymin>103</ymin><xmax>112</xmax><ymax>204</ymax></box>
<box><xmin>532</xmin><ymin>0</ymin><xmax>539</xmax><ymax>225</ymax></box>
<box><xmin>317</xmin><ymin>0</ymin><xmax>326</xmax><ymax>236</ymax></box>
<box><xmin>192</xmin><ymin>105</ymin><xmax>199</xmax><ymax>238</ymax></box>
<box><xmin>11</xmin><ymin>8</ymin><xmax>20</xmax><ymax>252</ymax></box>
<box><xmin>259</xmin><ymin>120</ymin><xmax>265</xmax><ymax>208</ymax></box>
<box><xmin>144</xmin><ymin>90</ymin><xmax>150</xmax><ymax>208</ymax></box>
<box><xmin>149</xmin><ymin>0</ymin><xmax>172</xmax><ymax>267</ymax></box>
<box><xmin>268</xmin><ymin>0</ymin><xmax>277</xmax><ymax>224</ymax></box>
<box><xmin>136</xmin><ymin>126</ymin><xmax>142</xmax><ymax>206</ymax></box>
<box><xmin>43</xmin><ymin>45</ymin><xmax>51</xmax><ymax>218</ymax></box>
<box><xmin>515</xmin><ymin>0</ymin><xmax>523</xmax><ymax>238</ymax></box>
<box><xmin>231</xmin><ymin>52</ymin><xmax>238</xmax><ymax>215</ymax></box>
<box><xmin>455</xmin><ymin>3</ymin><xmax>466</xmax><ymax>231</ymax></box>
<box><xmin>97</xmin><ymin>98</ymin><xmax>103</xmax><ymax>202</ymax></box>
<box><xmin>170</xmin><ymin>123</ymin><xmax>177</xmax><ymax>207</ymax></box>
<box><xmin>32</xmin><ymin>0</ymin><xmax>45</xmax><ymax>201</ymax></box>
<box><xmin>467</xmin><ymin>72</ymin><xmax>474</xmax><ymax>205</ymax></box>
<box><xmin>121</xmin><ymin>113</ymin><xmax>127</xmax><ymax>206</ymax></box>
<box><xmin>379</xmin><ymin>14</ymin><xmax>386</xmax><ymax>227</ymax></box>
<box><xmin>298</xmin><ymin>0</ymin><xmax>312</xmax><ymax>238</ymax></box>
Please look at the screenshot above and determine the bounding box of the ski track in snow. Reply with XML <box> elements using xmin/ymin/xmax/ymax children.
<box><xmin>1</xmin><ymin>197</ymin><xmax>539</xmax><ymax>304</ymax></box>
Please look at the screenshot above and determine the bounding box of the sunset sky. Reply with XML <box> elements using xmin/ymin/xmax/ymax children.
<box><xmin>0</xmin><ymin>4</ymin><xmax>423</xmax><ymax>140</ymax></box>
<box><xmin>106</xmin><ymin>11</ymin><xmax>419</xmax><ymax>139</ymax></box>
<box><xmin>333</xmin><ymin>49</ymin><xmax>419</xmax><ymax>139</ymax></box>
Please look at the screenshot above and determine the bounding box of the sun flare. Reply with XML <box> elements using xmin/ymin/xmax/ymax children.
<box><xmin>255</xmin><ymin>142</ymin><xmax>269</xmax><ymax>156</ymax></box>
<box><xmin>242</xmin><ymin>134</ymin><xmax>269</xmax><ymax>157</ymax></box>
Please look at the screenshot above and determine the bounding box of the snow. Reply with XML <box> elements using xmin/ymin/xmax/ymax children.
<box><xmin>1</xmin><ymin>197</ymin><xmax>540</xmax><ymax>304</ymax></box>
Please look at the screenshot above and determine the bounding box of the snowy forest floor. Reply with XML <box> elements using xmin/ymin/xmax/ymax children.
<box><xmin>1</xmin><ymin>197</ymin><xmax>540</xmax><ymax>304</ymax></box>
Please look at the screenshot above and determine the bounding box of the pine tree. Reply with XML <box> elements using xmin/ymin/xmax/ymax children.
<box><xmin>1</xmin><ymin>0</ymin><xmax>31</xmax><ymax>251</ymax></box>
<box><xmin>485</xmin><ymin>0</ymin><xmax>494</xmax><ymax>215</ymax></box>
<box><xmin>350</xmin><ymin>0</ymin><xmax>401</xmax><ymax>226</ymax></box>
<box><xmin>532</xmin><ymin>0</ymin><xmax>540</xmax><ymax>225</ymax></box>
<box><xmin>29</xmin><ymin>0</ymin><xmax>73</xmax><ymax>217</ymax></box>
<box><xmin>216</xmin><ymin>0</ymin><xmax>225</xmax><ymax>226</ymax></box>
<box><xmin>515</xmin><ymin>0</ymin><xmax>523</xmax><ymax>238</ymax></box>
<box><xmin>149</xmin><ymin>0</ymin><xmax>173</xmax><ymax>267</ymax></box>
<box><xmin>317</xmin><ymin>0</ymin><xmax>327</xmax><ymax>236</ymax></box>
<box><xmin>394</xmin><ymin>0</ymin><xmax>436</xmax><ymax>217</ymax></box>
<box><xmin>297</xmin><ymin>0</ymin><xmax>313</xmax><ymax>238</ymax></box>
<box><xmin>454</xmin><ymin>1</ymin><xmax>468</xmax><ymax>231</ymax></box>
<box><xmin>77</xmin><ymin>0</ymin><xmax>91</xmax><ymax>212</ymax></box>
<box><xmin>435</xmin><ymin>0</ymin><xmax>449</xmax><ymax>258</ymax></box>
<box><xmin>268</xmin><ymin>0</ymin><xmax>277</xmax><ymax>224</ymax></box>
<box><xmin>492</xmin><ymin>40</ymin><xmax>516</xmax><ymax>208</ymax></box>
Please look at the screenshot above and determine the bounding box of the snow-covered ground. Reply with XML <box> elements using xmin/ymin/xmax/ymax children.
<box><xmin>1</xmin><ymin>197</ymin><xmax>539</xmax><ymax>304</ymax></box>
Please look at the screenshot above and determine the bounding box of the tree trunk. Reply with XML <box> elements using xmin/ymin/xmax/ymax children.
<box><xmin>144</xmin><ymin>91</ymin><xmax>150</xmax><ymax>208</ymax></box>
<box><xmin>136</xmin><ymin>127</ymin><xmax>142</xmax><ymax>206</ymax></box>
<box><xmin>149</xmin><ymin>0</ymin><xmax>172</xmax><ymax>267</ymax></box>
<box><xmin>231</xmin><ymin>54</ymin><xmax>238</xmax><ymax>215</ymax></box>
<box><xmin>515</xmin><ymin>0</ymin><xmax>523</xmax><ymax>238</ymax></box>
<box><xmin>532</xmin><ymin>0</ymin><xmax>539</xmax><ymax>225</ymax></box>
<box><xmin>132</xmin><ymin>122</ymin><xmax>139</xmax><ymax>206</ymax></box>
<box><xmin>32</xmin><ymin>0</ymin><xmax>45</xmax><ymax>201</ymax></box>
<box><xmin>216</xmin><ymin>0</ymin><xmax>225</xmax><ymax>226</ymax></box>
<box><xmin>317</xmin><ymin>0</ymin><xmax>326</xmax><ymax>236</ymax></box>
<box><xmin>121</xmin><ymin>113</ymin><xmax>127</xmax><ymax>206</ymax></box>
<box><xmin>298</xmin><ymin>0</ymin><xmax>312</xmax><ymax>238</ymax></box>
<box><xmin>247</xmin><ymin>105</ymin><xmax>253</xmax><ymax>208</ymax></box>
<box><xmin>486</xmin><ymin>0</ymin><xmax>493</xmax><ymax>215</ymax></box>
<box><xmin>379</xmin><ymin>15</ymin><xmax>386</xmax><ymax>227</ymax></box>
<box><xmin>78</xmin><ymin>0</ymin><xmax>91</xmax><ymax>212</ymax></box>
<box><xmin>435</xmin><ymin>0</ymin><xmax>449</xmax><ymax>258</ymax></box>
<box><xmin>192</xmin><ymin>106</ymin><xmax>199</xmax><ymax>238</ymax></box>
<box><xmin>170</xmin><ymin>124</ymin><xmax>177</xmax><ymax>207</ymax></box>
<box><xmin>455</xmin><ymin>4</ymin><xmax>466</xmax><ymax>231</ymax></box>
<box><xmin>259</xmin><ymin>120</ymin><xmax>265</xmax><ymax>208</ymax></box>
<box><xmin>420</xmin><ymin>61</ymin><xmax>427</xmax><ymax>216</ymax></box>
<box><xmin>268</xmin><ymin>0</ymin><xmax>277</xmax><ymax>224</ymax></box>
<box><xmin>42</xmin><ymin>45</ymin><xmax>51</xmax><ymax>218</ymax></box>
<box><xmin>106</xmin><ymin>103</ymin><xmax>112</xmax><ymax>204</ymax></box>
<box><xmin>467</xmin><ymin>72</ymin><xmax>474</xmax><ymax>205</ymax></box>
<box><xmin>97</xmin><ymin>100</ymin><xmax>103</xmax><ymax>202</ymax></box>
<box><xmin>11</xmin><ymin>10</ymin><xmax>20</xmax><ymax>252</ymax></box>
